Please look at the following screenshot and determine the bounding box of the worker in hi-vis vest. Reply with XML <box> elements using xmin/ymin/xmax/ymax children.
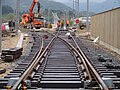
<box><xmin>57</xmin><ymin>20</ymin><xmax>61</xmax><ymax>30</ymax></box>
<box><xmin>66</xmin><ymin>20</ymin><xmax>70</xmax><ymax>29</ymax></box>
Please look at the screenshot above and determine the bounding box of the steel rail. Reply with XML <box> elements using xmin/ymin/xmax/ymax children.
<box><xmin>26</xmin><ymin>32</ymin><xmax>44</xmax><ymax>69</ymax></box>
<box><xmin>11</xmin><ymin>32</ymin><xmax>59</xmax><ymax>90</ymax></box>
<box><xmin>37</xmin><ymin>31</ymin><xmax>109</xmax><ymax>90</ymax></box>
<box><xmin>70</xmin><ymin>36</ymin><xmax>92</xmax><ymax>81</ymax></box>
<box><xmin>58</xmin><ymin>37</ymin><xmax>91</xmax><ymax>78</ymax></box>
<box><xmin>70</xmin><ymin>36</ymin><xmax>109</xmax><ymax>90</ymax></box>
<box><xmin>47</xmin><ymin>31</ymin><xmax>109</xmax><ymax>90</ymax></box>
<box><xmin>11</xmin><ymin>33</ymin><xmax>43</xmax><ymax>90</ymax></box>
<box><xmin>47</xmin><ymin>31</ymin><xmax>91</xmax><ymax>80</ymax></box>
<box><xmin>11</xmin><ymin>31</ymin><xmax>59</xmax><ymax>90</ymax></box>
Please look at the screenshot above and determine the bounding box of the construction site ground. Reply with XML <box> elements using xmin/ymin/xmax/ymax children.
<box><xmin>0</xmin><ymin>28</ymin><xmax>120</xmax><ymax>78</ymax></box>
<box><xmin>0</xmin><ymin>29</ymin><xmax>31</xmax><ymax>78</ymax></box>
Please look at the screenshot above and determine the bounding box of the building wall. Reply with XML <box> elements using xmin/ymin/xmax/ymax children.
<box><xmin>90</xmin><ymin>8</ymin><xmax>120</xmax><ymax>54</ymax></box>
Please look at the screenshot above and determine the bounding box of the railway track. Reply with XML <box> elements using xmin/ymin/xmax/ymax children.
<box><xmin>0</xmin><ymin>30</ymin><xmax>120</xmax><ymax>90</ymax></box>
<box><xmin>51</xmin><ymin>31</ymin><xmax>109</xmax><ymax>90</ymax></box>
<box><xmin>31</xmin><ymin>38</ymin><xmax>83</xmax><ymax>89</ymax></box>
<box><xmin>74</xmin><ymin>37</ymin><xmax>120</xmax><ymax>89</ymax></box>
<box><xmin>0</xmin><ymin>32</ymin><xmax>43</xmax><ymax>89</ymax></box>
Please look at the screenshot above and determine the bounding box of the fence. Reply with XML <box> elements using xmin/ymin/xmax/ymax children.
<box><xmin>90</xmin><ymin>7</ymin><xmax>120</xmax><ymax>54</ymax></box>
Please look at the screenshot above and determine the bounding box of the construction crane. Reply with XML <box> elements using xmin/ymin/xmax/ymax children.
<box><xmin>21</xmin><ymin>0</ymin><xmax>44</xmax><ymax>29</ymax></box>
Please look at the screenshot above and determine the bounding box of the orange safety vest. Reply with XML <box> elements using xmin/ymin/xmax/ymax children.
<box><xmin>66</xmin><ymin>20</ymin><xmax>69</xmax><ymax>25</ymax></box>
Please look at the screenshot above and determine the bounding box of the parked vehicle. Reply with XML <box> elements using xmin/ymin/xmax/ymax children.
<box><xmin>79</xmin><ymin>17</ymin><xmax>91</xmax><ymax>29</ymax></box>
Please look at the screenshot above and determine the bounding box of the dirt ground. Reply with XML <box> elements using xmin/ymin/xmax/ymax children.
<box><xmin>0</xmin><ymin>62</ymin><xmax>16</xmax><ymax>77</ymax></box>
<box><xmin>2</xmin><ymin>34</ymin><xmax>20</xmax><ymax>49</ymax></box>
<box><xmin>0</xmin><ymin>34</ymin><xmax>20</xmax><ymax>78</ymax></box>
<box><xmin>0</xmin><ymin>31</ymin><xmax>31</xmax><ymax>78</ymax></box>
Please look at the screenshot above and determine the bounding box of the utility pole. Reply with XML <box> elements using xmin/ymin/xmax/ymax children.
<box><xmin>75</xmin><ymin>0</ymin><xmax>77</xmax><ymax>18</ymax></box>
<box><xmin>86</xmin><ymin>0</ymin><xmax>89</xmax><ymax>32</ymax></box>
<box><xmin>73</xmin><ymin>0</ymin><xmax>74</xmax><ymax>13</ymax></box>
<box><xmin>47</xmin><ymin>0</ymin><xmax>50</xmax><ymax>23</ymax></box>
<box><xmin>18</xmin><ymin>0</ymin><xmax>19</xmax><ymax>23</ymax></box>
<box><xmin>68</xmin><ymin>11</ymin><xmax>69</xmax><ymax>20</ymax></box>
<box><xmin>75</xmin><ymin>0</ymin><xmax>79</xmax><ymax>33</ymax></box>
<box><xmin>77</xmin><ymin>0</ymin><xmax>79</xmax><ymax>18</ymax></box>
<box><xmin>73</xmin><ymin>0</ymin><xmax>74</xmax><ymax>26</ymax></box>
<box><xmin>75</xmin><ymin>0</ymin><xmax>79</xmax><ymax>19</ymax></box>
<box><xmin>16</xmin><ymin>0</ymin><xmax>19</xmax><ymax>33</ymax></box>
<box><xmin>0</xmin><ymin>0</ymin><xmax>1</xmax><ymax>58</ymax></box>
<box><xmin>64</xmin><ymin>10</ymin><xmax>66</xmax><ymax>30</ymax></box>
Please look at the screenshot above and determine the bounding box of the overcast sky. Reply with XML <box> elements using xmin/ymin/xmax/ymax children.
<box><xmin>51</xmin><ymin>0</ymin><xmax>106</xmax><ymax>3</ymax></box>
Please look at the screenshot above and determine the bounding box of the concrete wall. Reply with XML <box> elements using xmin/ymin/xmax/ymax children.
<box><xmin>90</xmin><ymin>8</ymin><xmax>120</xmax><ymax>54</ymax></box>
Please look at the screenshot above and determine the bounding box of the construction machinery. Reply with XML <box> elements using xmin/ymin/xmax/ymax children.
<box><xmin>21</xmin><ymin>0</ymin><xmax>44</xmax><ymax>29</ymax></box>
<box><xmin>21</xmin><ymin>14</ymin><xmax>29</xmax><ymax>28</ymax></box>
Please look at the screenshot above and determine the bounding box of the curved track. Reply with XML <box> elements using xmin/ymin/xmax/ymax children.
<box><xmin>1</xmin><ymin>30</ymin><xmax>120</xmax><ymax>90</ymax></box>
<box><xmin>31</xmin><ymin>37</ymin><xmax>84</xmax><ymax>89</ymax></box>
<box><xmin>0</xmin><ymin>32</ymin><xmax>43</xmax><ymax>89</ymax></box>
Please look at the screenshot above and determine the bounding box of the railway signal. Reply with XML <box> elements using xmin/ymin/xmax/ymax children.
<box><xmin>76</xmin><ymin>19</ymin><xmax>79</xmax><ymax>24</ymax></box>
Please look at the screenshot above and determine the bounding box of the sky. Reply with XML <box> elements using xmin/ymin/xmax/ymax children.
<box><xmin>52</xmin><ymin>0</ymin><xmax>106</xmax><ymax>3</ymax></box>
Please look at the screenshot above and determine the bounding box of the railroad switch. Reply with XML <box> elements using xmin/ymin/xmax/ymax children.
<box><xmin>7</xmin><ymin>77</ymin><xmax>19</xmax><ymax>89</ymax></box>
<box><xmin>84</xmin><ymin>80</ymin><xmax>92</xmax><ymax>89</ymax></box>
<box><xmin>24</xmin><ymin>80</ymin><xmax>31</xmax><ymax>88</ymax></box>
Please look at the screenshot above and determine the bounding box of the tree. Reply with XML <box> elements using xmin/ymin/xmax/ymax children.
<box><xmin>2</xmin><ymin>5</ymin><xmax>14</xmax><ymax>15</ymax></box>
<box><xmin>3</xmin><ymin>13</ymin><xmax>16</xmax><ymax>21</ymax></box>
